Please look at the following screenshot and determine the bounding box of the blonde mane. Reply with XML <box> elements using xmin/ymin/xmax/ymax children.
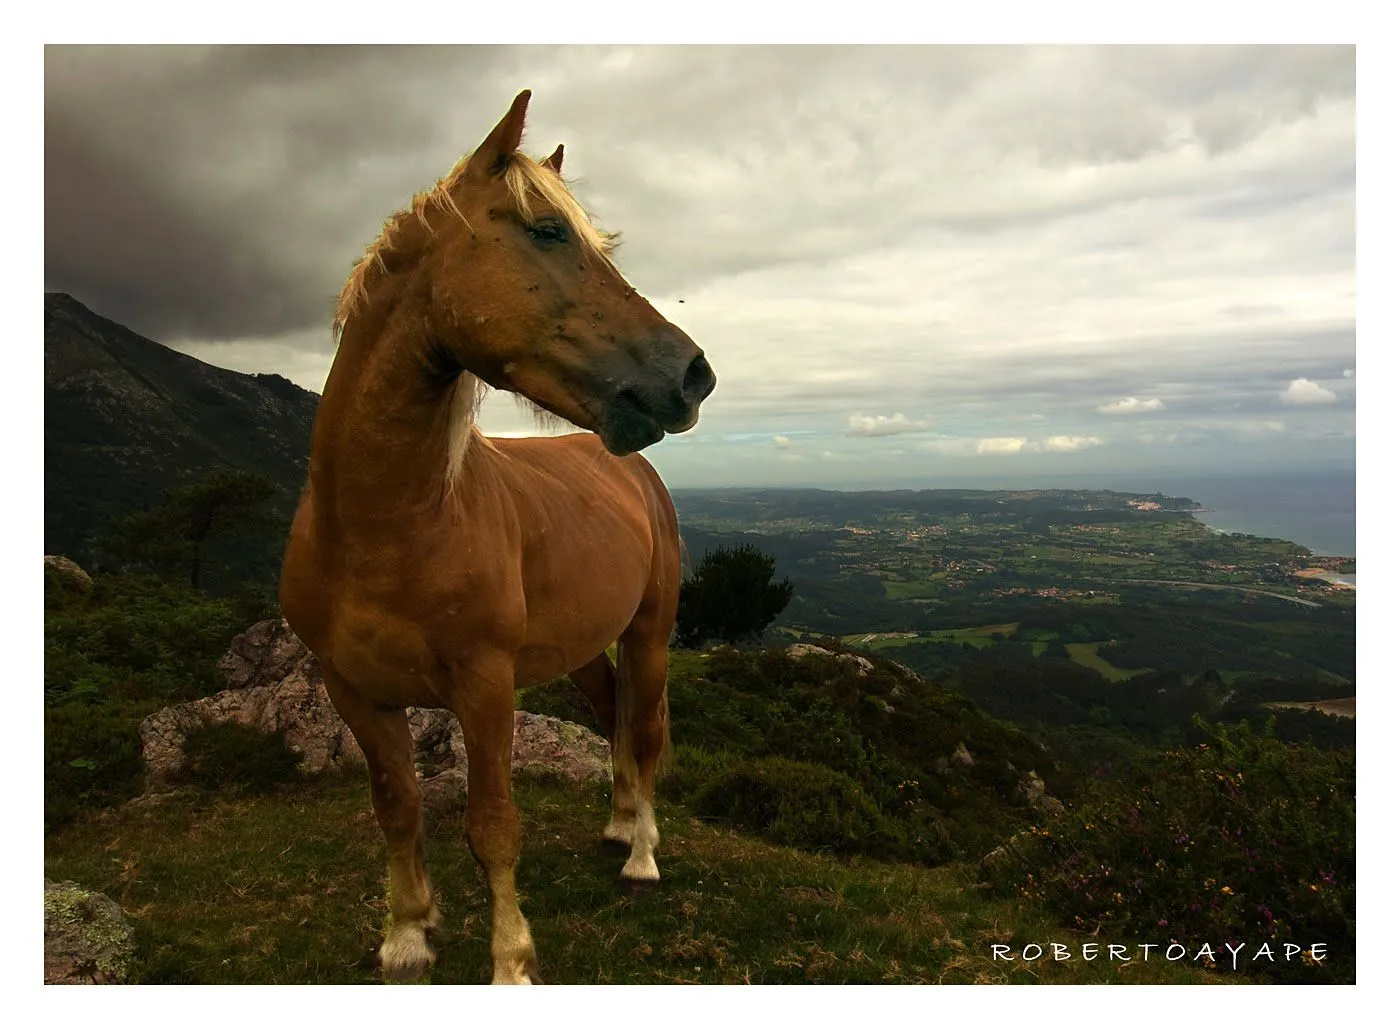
<box><xmin>332</xmin><ymin>148</ymin><xmax>619</xmax><ymax>494</ymax></box>
<box><xmin>334</xmin><ymin>150</ymin><xmax>617</xmax><ymax>337</ymax></box>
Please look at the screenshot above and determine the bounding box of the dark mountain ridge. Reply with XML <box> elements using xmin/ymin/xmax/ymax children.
<box><xmin>44</xmin><ymin>292</ymin><xmax>320</xmax><ymax>585</ymax></box>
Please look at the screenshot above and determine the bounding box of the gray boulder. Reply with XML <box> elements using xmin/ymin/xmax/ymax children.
<box><xmin>44</xmin><ymin>881</ymin><xmax>135</xmax><ymax>984</ymax></box>
<box><xmin>1016</xmin><ymin>770</ymin><xmax>1067</xmax><ymax>817</ymax></box>
<box><xmin>786</xmin><ymin>643</ymin><xmax>875</xmax><ymax>677</ymax></box>
<box><xmin>44</xmin><ymin>555</ymin><xmax>93</xmax><ymax>597</ymax></box>
<box><xmin>140</xmin><ymin>618</ymin><xmax>611</xmax><ymax>792</ymax></box>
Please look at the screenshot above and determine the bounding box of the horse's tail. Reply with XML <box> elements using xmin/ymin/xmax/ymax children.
<box><xmin>612</xmin><ymin>646</ymin><xmax>671</xmax><ymax>783</ymax></box>
<box><xmin>678</xmin><ymin>532</ymin><xmax>692</xmax><ymax>580</ymax></box>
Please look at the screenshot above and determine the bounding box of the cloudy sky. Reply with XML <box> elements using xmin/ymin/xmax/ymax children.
<box><xmin>44</xmin><ymin>44</ymin><xmax>1356</xmax><ymax>488</ymax></box>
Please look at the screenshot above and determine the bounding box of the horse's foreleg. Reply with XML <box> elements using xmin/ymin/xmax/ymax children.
<box><xmin>615</xmin><ymin>629</ymin><xmax>670</xmax><ymax>885</ymax></box>
<box><xmin>323</xmin><ymin>669</ymin><xmax>438</xmax><ymax>981</ymax></box>
<box><xmin>568</xmin><ymin>653</ymin><xmax>638</xmax><ymax>846</ymax></box>
<box><xmin>452</xmin><ymin>661</ymin><xmax>539</xmax><ymax>984</ymax></box>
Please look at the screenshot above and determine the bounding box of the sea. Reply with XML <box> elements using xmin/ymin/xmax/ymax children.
<box><xmin>1099</xmin><ymin>470</ymin><xmax>1356</xmax><ymax>560</ymax></box>
<box><xmin>873</xmin><ymin>468</ymin><xmax>1357</xmax><ymax>559</ymax></box>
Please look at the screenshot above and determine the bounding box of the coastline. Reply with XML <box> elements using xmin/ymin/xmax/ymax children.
<box><xmin>1192</xmin><ymin>513</ymin><xmax>1354</xmax><ymax>562</ymax></box>
<box><xmin>1296</xmin><ymin>568</ymin><xmax>1357</xmax><ymax>590</ymax></box>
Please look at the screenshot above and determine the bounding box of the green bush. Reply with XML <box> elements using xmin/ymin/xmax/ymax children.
<box><xmin>986</xmin><ymin>719</ymin><xmax>1353</xmax><ymax>982</ymax></box>
<box><xmin>45</xmin><ymin>700</ymin><xmax>147</xmax><ymax>832</ymax></box>
<box><xmin>517</xmin><ymin>676</ymin><xmax>599</xmax><ymax>731</ymax></box>
<box><xmin>45</xmin><ymin>573</ymin><xmax>272</xmax><ymax>706</ymax></box>
<box><xmin>178</xmin><ymin>722</ymin><xmax>305</xmax><ymax>793</ymax></box>
<box><xmin>693</xmin><ymin>757</ymin><xmax>910</xmax><ymax>859</ymax></box>
<box><xmin>44</xmin><ymin>572</ymin><xmax>279</xmax><ymax>828</ymax></box>
<box><xmin>661</xmin><ymin>644</ymin><xmax>1063</xmax><ymax>862</ymax></box>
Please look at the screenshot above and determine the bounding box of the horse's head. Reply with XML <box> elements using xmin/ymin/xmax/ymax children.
<box><xmin>414</xmin><ymin>90</ymin><xmax>715</xmax><ymax>456</ymax></box>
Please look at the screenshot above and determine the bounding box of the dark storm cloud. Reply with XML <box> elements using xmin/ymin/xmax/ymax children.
<box><xmin>44</xmin><ymin>45</ymin><xmax>1355</xmax><ymax>480</ymax></box>
<box><xmin>44</xmin><ymin>45</ymin><xmax>520</xmax><ymax>339</ymax></box>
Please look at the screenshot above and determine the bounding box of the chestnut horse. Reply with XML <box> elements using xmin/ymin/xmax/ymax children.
<box><xmin>279</xmin><ymin>90</ymin><xmax>716</xmax><ymax>984</ymax></box>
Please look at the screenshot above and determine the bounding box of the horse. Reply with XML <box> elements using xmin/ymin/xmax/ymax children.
<box><xmin>279</xmin><ymin>89</ymin><xmax>716</xmax><ymax>984</ymax></box>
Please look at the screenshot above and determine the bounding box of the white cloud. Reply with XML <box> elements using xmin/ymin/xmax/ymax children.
<box><xmin>1097</xmin><ymin>396</ymin><xmax>1165</xmax><ymax>415</ymax></box>
<box><xmin>1042</xmin><ymin>435</ymin><xmax>1105</xmax><ymax>452</ymax></box>
<box><xmin>846</xmin><ymin>412</ymin><xmax>933</xmax><ymax>437</ymax></box>
<box><xmin>772</xmin><ymin>434</ymin><xmax>793</xmax><ymax>449</ymax></box>
<box><xmin>1343</xmin><ymin>368</ymin><xmax>1354</xmax><ymax>379</ymax></box>
<box><xmin>976</xmin><ymin>437</ymin><xmax>1029</xmax><ymax>454</ymax></box>
<box><xmin>1280</xmin><ymin>378</ymin><xmax>1337</xmax><ymax>405</ymax></box>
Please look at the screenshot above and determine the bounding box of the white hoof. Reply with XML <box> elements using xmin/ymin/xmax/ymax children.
<box><xmin>491</xmin><ymin>954</ymin><xmax>541</xmax><ymax>984</ymax></box>
<box><xmin>380</xmin><ymin>925</ymin><xmax>436</xmax><ymax>982</ymax></box>
<box><xmin>620</xmin><ymin>851</ymin><xmax>660</xmax><ymax>883</ymax></box>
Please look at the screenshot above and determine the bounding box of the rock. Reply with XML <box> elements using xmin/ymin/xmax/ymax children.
<box><xmin>1016</xmin><ymin>771</ymin><xmax>1067</xmax><ymax>817</ymax></box>
<box><xmin>140</xmin><ymin>619</ymin><xmax>611</xmax><ymax>793</ymax></box>
<box><xmin>981</xmin><ymin>844</ymin><xmax>1010</xmax><ymax>868</ymax></box>
<box><xmin>887</xmin><ymin>661</ymin><xmax>922</xmax><ymax>684</ymax></box>
<box><xmin>217</xmin><ymin>617</ymin><xmax>318</xmax><ymax>691</ymax></box>
<box><xmin>785</xmin><ymin>644</ymin><xmax>875</xmax><ymax>677</ymax></box>
<box><xmin>950</xmin><ymin>741</ymin><xmax>975</xmax><ymax>767</ymax></box>
<box><xmin>44</xmin><ymin>881</ymin><xmax>135</xmax><ymax>984</ymax></box>
<box><xmin>419</xmin><ymin>769</ymin><xmax>469</xmax><ymax>818</ymax></box>
<box><xmin>511</xmin><ymin>710</ymin><xmax>611</xmax><ymax>783</ymax></box>
<box><xmin>44</xmin><ymin>555</ymin><xmax>93</xmax><ymax>597</ymax></box>
<box><xmin>139</xmin><ymin>622</ymin><xmax>362</xmax><ymax>786</ymax></box>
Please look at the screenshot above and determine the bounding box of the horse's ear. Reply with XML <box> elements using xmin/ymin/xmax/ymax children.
<box><xmin>543</xmin><ymin>144</ymin><xmax>564</xmax><ymax>175</ymax></box>
<box><xmin>467</xmin><ymin>89</ymin><xmax>532</xmax><ymax>178</ymax></box>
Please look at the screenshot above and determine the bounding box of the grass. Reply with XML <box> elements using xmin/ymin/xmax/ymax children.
<box><xmin>881</xmin><ymin>579</ymin><xmax>939</xmax><ymax>601</ymax></box>
<box><xmin>1065</xmin><ymin>643</ymin><xmax>1151</xmax><ymax>683</ymax></box>
<box><xmin>45</xmin><ymin>772</ymin><xmax>1228</xmax><ymax>985</ymax></box>
<box><xmin>840</xmin><ymin>624</ymin><xmax>1020</xmax><ymax>651</ymax></box>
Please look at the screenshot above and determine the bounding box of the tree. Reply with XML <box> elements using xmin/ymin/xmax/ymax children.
<box><xmin>675</xmin><ymin>543</ymin><xmax>794</xmax><ymax>648</ymax></box>
<box><xmin>103</xmin><ymin>470</ymin><xmax>277</xmax><ymax>590</ymax></box>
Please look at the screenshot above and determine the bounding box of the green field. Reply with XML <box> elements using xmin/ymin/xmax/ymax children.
<box><xmin>1065</xmin><ymin>642</ymin><xmax>1151</xmax><ymax>682</ymax></box>
<box><xmin>841</xmin><ymin>623</ymin><xmax>1020</xmax><ymax>651</ymax></box>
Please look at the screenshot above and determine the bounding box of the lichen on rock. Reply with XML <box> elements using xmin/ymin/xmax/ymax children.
<box><xmin>44</xmin><ymin>880</ymin><xmax>136</xmax><ymax>984</ymax></box>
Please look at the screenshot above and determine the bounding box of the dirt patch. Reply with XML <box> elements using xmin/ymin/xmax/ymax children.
<box><xmin>1265</xmin><ymin>698</ymin><xmax>1355</xmax><ymax>719</ymax></box>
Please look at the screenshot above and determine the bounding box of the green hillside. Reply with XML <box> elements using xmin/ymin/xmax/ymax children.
<box><xmin>44</xmin><ymin>292</ymin><xmax>319</xmax><ymax>590</ymax></box>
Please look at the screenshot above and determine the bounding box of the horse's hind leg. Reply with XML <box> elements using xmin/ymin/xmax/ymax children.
<box><xmin>323</xmin><ymin>669</ymin><xmax>438</xmax><ymax>981</ymax></box>
<box><xmin>568</xmin><ymin>653</ymin><xmax>638</xmax><ymax>845</ymax></box>
<box><xmin>615</xmin><ymin>622</ymin><xmax>671</xmax><ymax>885</ymax></box>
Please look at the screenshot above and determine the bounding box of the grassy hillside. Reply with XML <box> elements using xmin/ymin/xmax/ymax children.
<box><xmin>44</xmin><ymin>292</ymin><xmax>318</xmax><ymax>590</ymax></box>
<box><xmin>44</xmin><ymin>572</ymin><xmax>1353</xmax><ymax>984</ymax></box>
<box><xmin>46</xmin><ymin>772</ymin><xmax>1226</xmax><ymax>985</ymax></box>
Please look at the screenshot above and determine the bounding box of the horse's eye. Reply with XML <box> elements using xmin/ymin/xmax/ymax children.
<box><xmin>527</xmin><ymin>221</ymin><xmax>569</xmax><ymax>247</ymax></box>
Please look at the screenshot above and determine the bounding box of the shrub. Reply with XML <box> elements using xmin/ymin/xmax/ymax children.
<box><xmin>178</xmin><ymin>722</ymin><xmax>305</xmax><ymax>793</ymax></box>
<box><xmin>693</xmin><ymin>756</ymin><xmax>910</xmax><ymax>860</ymax></box>
<box><xmin>675</xmin><ymin>544</ymin><xmax>793</xmax><ymax>647</ymax></box>
<box><xmin>44</xmin><ymin>572</ymin><xmax>281</xmax><ymax>827</ymax></box>
<box><xmin>517</xmin><ymin>677</ymin><xmax>599</xmax><ymax>731</ymax></box>
<box><xmin>661</xmin><ymin>644</ymin><xmax>1059</xmax><ymax>862</ymax></box>
<box><xmin>45</xmin><ymin>700</ymin><xmax>146</xmax><ymax>832</ymax></box>
<box><xmin>986</xmin><ymin>719</ymin><xmax>1353</xmax><ymax>982</ymax></box>
<box><xmin>45</xmin><ymin>573</ymin><xmax>266</xmax><ymax>706</ymax></box>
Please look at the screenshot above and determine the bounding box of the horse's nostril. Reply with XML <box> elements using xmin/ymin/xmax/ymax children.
<box><xmin>682</xmin><ymin>354</ymin><xmax>716</xmax><ymax>401</ymax></box>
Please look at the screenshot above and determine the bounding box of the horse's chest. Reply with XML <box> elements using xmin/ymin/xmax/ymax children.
<box><xmin>325</xmin><ymin>601</ymin><xmax>452</xmax><ymax>707</ymax></box>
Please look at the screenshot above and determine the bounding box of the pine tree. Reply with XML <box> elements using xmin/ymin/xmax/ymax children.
<box><xmin>675</xmin><ymin>543</ymin><xmax>794</xmax><ymax>647</ymax></box>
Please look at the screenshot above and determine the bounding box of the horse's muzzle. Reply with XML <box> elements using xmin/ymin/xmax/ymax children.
<box><xmin>599</xmin><ymin>349</ymin><xmax>717</xmax><ymax>456</ymax></box>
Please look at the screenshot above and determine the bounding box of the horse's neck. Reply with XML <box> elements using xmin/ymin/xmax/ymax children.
<box><xmin>310</xmin><ymin>309</ymin><xmax>465</xmax><ymax>532</ymax></box>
